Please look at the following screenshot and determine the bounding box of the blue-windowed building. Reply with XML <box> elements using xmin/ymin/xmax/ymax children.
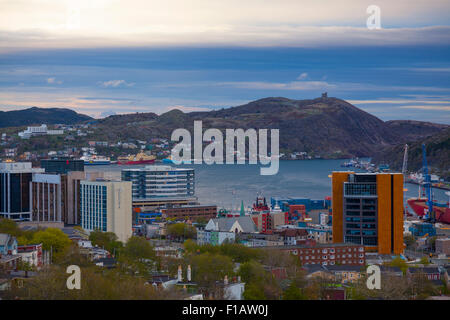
<box><xmin>121</xmin><ymin>165</ymin><xmax>197</xmax><ymax>208</ymax></box>
<box><xmin>80</xmin><ymin>179</ymin><xmax>132</xmax><ymax>242</ymax></box>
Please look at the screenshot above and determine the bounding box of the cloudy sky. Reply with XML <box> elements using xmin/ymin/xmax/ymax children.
<box><xmin>0</xmin><ymin>0</ymin><xmax>449</xmax><ymax>123</ymax></box>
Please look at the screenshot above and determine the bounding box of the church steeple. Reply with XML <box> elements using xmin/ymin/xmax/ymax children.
<box><xmin>240</xmin><ymin>200</ymin><xmax>245</xmax><ymax>216</ymax></box>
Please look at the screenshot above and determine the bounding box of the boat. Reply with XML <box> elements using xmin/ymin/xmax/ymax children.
<box><xmin>407</xmin><ymin>198</ymin><xmax>450</xmax><ymax>224</ymax></box>
<box><xmin>80</xmin><ymin>155</ymin><xmax>111</xmax><ymax>165</ymax></box>
<box><xmin>341</xmin><ymin>159</ymin><xmax>358</xmax><ymax>168</ymax></box>
<box><xmin>117</xmin><ymin>152</ymin><xmax>156</xmax><ymax>165</ymax></box>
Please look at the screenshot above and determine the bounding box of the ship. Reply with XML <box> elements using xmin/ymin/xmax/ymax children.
<box><xmin>80</xmin><ymin>155</ymin><xmax>111</xmax><ymax>165</ymax></box>
<box><xmin>162</xmin><ymin>155</ymin><xmax>190</xmax><ymax>164</ymax></box>
<box><xmin>407</xmin><ymin>187</ymin><xmax>450</xmax><ymax>224</ymax></box>
<box><xmin>406</xmin><ymin>198</ymin><xmax>450</xmax><ymax>224</ymax></box>
<box><xmin>117</xmin><ymin>152</ymin><xmax>156</xmax><ymax>165</ymax></box>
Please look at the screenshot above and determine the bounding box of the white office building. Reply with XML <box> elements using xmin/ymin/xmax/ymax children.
<box><xmin>81</xmin><ymin>180</ymin><xmax>132</xmax><ymax>243</ymax></box>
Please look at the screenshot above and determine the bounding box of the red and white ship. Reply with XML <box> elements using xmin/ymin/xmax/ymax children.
<box><xmin>407</xmin><ymin>187</ymin><xmax>450</xmax><ymax>224</ymax></box>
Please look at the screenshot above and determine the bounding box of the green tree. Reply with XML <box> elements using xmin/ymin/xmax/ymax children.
<box><xmin>3</xmin><ymin>265</ymin><xmax>182</xmax><ymax>300</ymax></box>
<box><xmin>89</xmin><ymin>230</ymin><xmax>123</xmax><ymax>254</ymax></box>
<box><xmin>243</xmin><ymin>283</ymin><xmax>266</xmax><ymax>300</ymax></box>
<box><xmin>32</xmin><ymin>228</ymin><xmax>71</xmax><ymax>262</ymax></box>
<box><xmin>189</xmin><ymin>253</ymin><xmax>234</xmax><ymax>287</ymax></box>
<box><xmin>119</xmin><ymin>236</ymin><xmax>157</xmax><ymax>275</ymax></box>
<box><xmin>167</xmin><ymin>223</ymin><xmax>196</xmax><ymax>241</ymax></box>
<box><xmin>183</xmin><ymin>239</ymin><xmax>199</xmax><ymax>254</ymax></box>
<box><xmin>389</xmin><ymin>256</ymin><xmax>409</xmax><ymax>275</ymax></box>
<box><xmin>239</xmin><ymin>260</ymin><xmax>281</xmax><ymax>300</ymax></box>
<box><xmin>283</xmin><ymin>282</ymin><xmax>307</xmax><ymax>300</ymax></box>
<box><xmin>419</xmin><ymin>256</ymin><xmax>430</xmax><ymax>265</ymax></box>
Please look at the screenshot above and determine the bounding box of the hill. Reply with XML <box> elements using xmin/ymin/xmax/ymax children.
<box><xmin>0</xmin><ymin>107</ymin><xmax>92</xmax><ymax>128</ymax></box>
<box><xmin>91</xmin><ymin>96</ymin><xmax>448</xmax><ymax>158</ymax></box>
<box><xmin>373</xmin><ymin>127</ymin><xmax>450</xmax><ymax>179</ymax></box>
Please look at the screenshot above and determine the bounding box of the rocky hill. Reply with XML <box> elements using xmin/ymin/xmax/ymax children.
<box><xmin>0</xmin><ymin>107</ymin><xmax>92</xmax><ymax>128</ymax></box>
<box><xmin>91</xmin><ymin>96</ymin><xmax>448</xmax><ymax>158</ymax></box>
<box><xmin>373</xmin><ymin>127</ymin><xmax>450</xmax><ymax>179</ymax></box>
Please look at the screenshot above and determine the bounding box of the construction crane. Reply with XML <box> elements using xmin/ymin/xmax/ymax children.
<box><xmin>402</xmin><ymin>144</ymin><xmax>408</xmax><ymax>175</ymax></box>
<box><xmin>421</xmin><ymin>144</ymin><xmax>433</xmax><ymax>221</ymax></box>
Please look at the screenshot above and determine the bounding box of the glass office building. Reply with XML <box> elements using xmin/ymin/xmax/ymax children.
<box><xmin>121</xmin><ymin>165</ymin><xmax>195</xmax><ymax>200</ymax></box>
<box><xmin>41</xmin><ymin>159</ymin><xmax>84</xmax><ymax>174</ymax></box>
<box><xmin>0</xmin><ymin>162</ymin><xmax>44</xmax><ymax>221</ymax></box>
<box><xmin>332</xmin><ymin>172</ymin><xmax>404</xmax><ymax>255</ymax></box>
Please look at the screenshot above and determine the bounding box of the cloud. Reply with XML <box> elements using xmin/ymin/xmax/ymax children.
<box><xmin>398</xmin><ymin>105</ymin><xmax>450</xmax><ymax>111</ymax></box>
<box><xmin>99</xmin><ymin>80</ymin><xmax>135</xmax><ymax>88</ymax></box>
<box><xmin>348</xmin><ymin>99</ymin><xmax>450</xmax><ymax>105</ymax></box>
<box><xmin>297</xmin><ymin>73</ymin><xmax>308</xmax><ymax>80</ymax></box>
<box><xmin>218</xmin><ymin>80</ymin><xmax>335</xmax><ymax>91</ymax></box>
<box><xmin>47</xmin><ymin>77</ymin><xmax>63</xmax><ymax>84</ymax></box>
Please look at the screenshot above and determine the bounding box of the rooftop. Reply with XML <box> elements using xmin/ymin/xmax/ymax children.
<box><xmin>123</xmin><ymin>165</ymin><xmax>193</xmax><ymax>172</ymax></box>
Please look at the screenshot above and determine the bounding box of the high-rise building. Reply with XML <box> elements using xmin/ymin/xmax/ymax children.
<box><xmin>331</xmin><ymin>172</ymin><xmax>404</xmax><ymax>255</ymax></box>
<box><xmin>30</xmin><ymin>173</ymin><xmax>66</xmax><ymax>222</ymax></box>
<box><xmin>121</xmin><ymin>165</ymin><xmax>196</xmax><ymax>208</ymax></box>
<box><xmin>0</xmin><ymin>162</ymin><xmax>44</xmax><ymax>221</ymax></box>
<box><xmin>41</xmin><ymin>158</ymin><xmax>84</xmax><ymax>175</ymax></box>
<box><xmin>65</xmin><ymin>171</ymin><xmax>105</xmax><ymax>225</ymax></box>
<box><xmin>80</xmin><ymin>179</ymin><xmax>132</xmax><ymax>242</ymax></box>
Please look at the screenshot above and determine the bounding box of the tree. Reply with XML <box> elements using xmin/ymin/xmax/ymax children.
<box><xmin>89</xmin><ymin>230</ymin><xmax>123</xmax><ymax>254</ymax></box>
<box><xmin>32</xmin><ymin>228</ymin><xmax>71</xmax><ymax>262</ymax></box>
<box><xmin>0</xmin><ymin>218</ymin><xmax>20</xmax><ymax>235</ymax></box>
<box><xmin>283</xmin><ymin>282</ymin><xmax>307</xmax><ymax>300</ymax></box>
<box><xmin>183</xmin><ymin>239</ymin><xmax>199</xmax><ymax>254</ymax></box>
<box><xmin>389</xmin><ymin>256</ymin><xmax>409</xmax><ymax>275</ymax></box>
<box><xmin>3</xmin><ymin>265</ymin><xmax>182</xmax><ymax>300</ymax></box>
<box><xmin>189</xmin><ymin>253</ymin><xmax>234</xmax><ymax>287</ymax></box>
<box><xmin>404</xmin><ymin>234</ymin><xmax>415</xmax><ymax>248</ymax></box>
<box><xmin>239</xmin><ymin>260</ymin><xmax>281</xmax><ymax>300</ymax></box>
<box><xmin>119</xmin><ymin>236</ymin><xmax>157</xmax><ymax>275</ymax></box>
<box><xmin>167</xmin><ymin>223</ymin><xmax>196</xmax><ymax>241</ymax></box>
<box><xmin>243</xmin><ymin>283</ymin><xmax>266</xmax><ymax>300</ymax></box>
<box><xmin>419</xmin><ymin>256</ymin><xmax>430</xmax><ymax>265</ymax></box>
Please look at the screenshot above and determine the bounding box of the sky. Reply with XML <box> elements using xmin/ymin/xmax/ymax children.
<box><xmin>0</xmin><ymin>0</ymin><xmax>449</xmax><ymax>123</ymax></box>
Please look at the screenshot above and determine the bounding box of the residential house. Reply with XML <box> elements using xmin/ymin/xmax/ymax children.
<box><xmin>379</xmin><ymin>266</ymin><xmax>403</xmax><ymax>277</ymax></box>
<box><xmin>407</xmin><ymin>266</ymin><xmax>441</xmax><ymax>281</ymax></box>
<box><xmin>17</xmin><ymin>244</ymin><xmax>43</xmax><ymax>268</ymax></box>
<box><xmin>197</xmin><ymin>216</ymin><xmax>257</xmax><ymax>246</ymax></box>
<box><xmin>326</xmin><ymin>265</ymin><xmax>364</xmax><ymax>284</ymax></box>
<box><xmin>302</xmin><ymin>264</ymin><xmax>334</xmax><ymax>281</ymax></box>
<box><xmin>94</xmin><ymin>257</ymin><xmax>117</xmax><ymax>268</ymax></box>
<box><xmin>275</xmin><ymin>228</ymin><xmax>308</xmax><ymax>245</ymax></box>
<box><xmin>0</xmin><ymin>234</ymin><xmax>17</xmax><ymax>255</ymax></box>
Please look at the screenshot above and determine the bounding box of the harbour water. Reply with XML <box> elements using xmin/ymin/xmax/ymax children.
<box><xmin>86</xmin><ymin>160</ymin><xmax>449</xmax><ymax>211</ymax></box>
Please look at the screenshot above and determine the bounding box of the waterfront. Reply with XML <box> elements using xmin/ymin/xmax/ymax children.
<box><xmin>86</xmin><ymin>160</ymin><xmax>449</xmax><ymax>211</ymax></box>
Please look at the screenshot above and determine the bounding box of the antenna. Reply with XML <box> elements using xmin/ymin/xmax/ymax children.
<box><xmin>402</xmin><ymin>144</ymin><xmax>408</xmax><ymax>175</ymax></box>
